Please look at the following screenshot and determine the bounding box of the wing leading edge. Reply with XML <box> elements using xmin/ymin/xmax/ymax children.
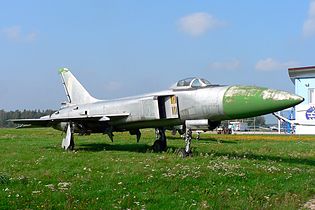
<box><xmin>9</xmin><ymin>113</ymin><xmax>130</xmax><ymax>127</ymax></box>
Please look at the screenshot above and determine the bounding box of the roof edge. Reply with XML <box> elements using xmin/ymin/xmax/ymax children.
<box><xmin>288</xmin><ymin>66</ymin><xmax>315</xmax><ymax>71</ymax></box>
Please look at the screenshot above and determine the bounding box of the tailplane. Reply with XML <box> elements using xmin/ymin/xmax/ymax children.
<box><xmin>59</xmin><ymin>68</ymin><xmax>99</xmax><ymax>105</ymax></box>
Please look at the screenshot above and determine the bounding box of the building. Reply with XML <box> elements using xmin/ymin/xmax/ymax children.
<box><xmin>288</xmin><ymin>66</ymin><xmax>315</xmax><ymax>134</ymax></box>
<box><xmin>228</xmin><ymin>121</ymin><xmax>248</xmax><ymax>131</ymax></box>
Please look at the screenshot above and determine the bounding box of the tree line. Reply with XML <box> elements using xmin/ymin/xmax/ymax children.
<box><xmin>0</xmin><ymin>109</ymin><xmax>55</xmax><ymax>128</ymax></box>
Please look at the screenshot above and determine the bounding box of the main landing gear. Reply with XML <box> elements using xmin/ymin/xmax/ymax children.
<box><xmin>152</xmin><ymin>128</ymin><xmax>167</xmax><ymax>152</ymax></box>
<box><xmin>62</xmin><ymin>123</ymin><xmax>75</xmax><ymax>150</ymax></box>
<box><xmin>152</xmin><ymin>127</ymin><xmax>193</xmax><ymax>157</ymax></box>
<box><xmin>61</xmin><ymin>124</ymin><xmax>193</xmax><ymax>157</ymax></box>
<box><xmin>178</xmin><ymin>128</ymin><xmax>193</xmax><ymax>158</ymax></box>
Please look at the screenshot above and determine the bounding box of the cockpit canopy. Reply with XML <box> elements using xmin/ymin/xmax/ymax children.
<box><xmin>171</xmin><ymin>77</ymin><xmax>212</xmax><ymax>90</ymax></box>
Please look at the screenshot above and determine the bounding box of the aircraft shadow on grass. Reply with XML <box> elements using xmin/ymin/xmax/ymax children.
<box><xmin>77</xmin><ymin>136</ymin><xmax>237</xmax><ymax>153</ymax></box>
<box><xmin>73</xmin><ymin>135</ymin><xmax>238</xmax><ymax>154</ymax></box>
<box><xmin>74</xmin><ymin>142</ymin><xmax>315</xmax><ymax>167</ymax></box>
<box><xmin>77</xmin><ymin>142</ymin><xmax>179</xmax><ymax>153</ymax></box>
<box><xmin>77</xmin><ymin>141</ymin><xmax>315</xmax><ymax>167</ymax></box>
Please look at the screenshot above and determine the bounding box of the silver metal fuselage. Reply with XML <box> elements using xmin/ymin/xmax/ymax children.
<box><xmin>52</xmin><ymin>85</ymin><xmax>228</xmax><ymax>133</ymax></box>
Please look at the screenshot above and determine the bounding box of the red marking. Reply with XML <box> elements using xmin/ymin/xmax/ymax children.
<box><xmin>288</xmin><ymin>66</ymin><xmax>315</xmax><ymax>71</ymax></box>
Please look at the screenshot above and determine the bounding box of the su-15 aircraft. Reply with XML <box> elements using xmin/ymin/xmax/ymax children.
<box><xmin>11</xmin><ymin>68</ymin><xmax>304</xmax><ymax>157</ymax></box>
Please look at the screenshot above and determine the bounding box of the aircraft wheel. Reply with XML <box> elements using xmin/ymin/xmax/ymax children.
<box><xmin>178</xmin><ymin>129</ymin><xmax>185</xmax><ymax>135</ymax></box>
<box><xmin>68</xmin><ymin>137</ymin><xmax>75</xmax><ymax>150</ymax></box>
<box><xmin>178</xmin><ymin>149</ymin><xmax>192</xmax><ymax>158</ymax></box>
<box><xmin>153</xmin><ymin>140</ymin><xmax>162</xmax><ymax>152</ymax></box>
<box><xmin>153</xmin><ymin>140</ymin><xmax>166</xmax><ymax>152</ymax></box>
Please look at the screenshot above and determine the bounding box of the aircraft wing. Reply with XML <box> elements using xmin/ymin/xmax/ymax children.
<box><xmin>10</xmin><ymin>113</ymin><xmax>130</xmax><ymax>127</ymax></box>
<box><xmin>9</xmin><ymin>118</ymin><xmax>52</xmax><ymax>128</ymax></box>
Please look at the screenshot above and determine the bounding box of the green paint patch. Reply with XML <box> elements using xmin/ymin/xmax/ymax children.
<box><xmin>0</xmin><ymin>128</ymin><xmax>315</xmax><ymax>209</ymax></box>
<box><xmin>58</xmin><ymin>67</ymin><xmax>69</xmax><ymax>74</ymax></box>
<box><xmin>223</xmin><ymin>86</ymin><xmax>302</xmax><ymax>119</ymax></box>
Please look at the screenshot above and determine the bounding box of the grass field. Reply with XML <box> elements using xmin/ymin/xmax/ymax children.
<box><xmin>1</xmin><ymin>128</ymin><xmax>315</xmax><ymax>209</ymax></box>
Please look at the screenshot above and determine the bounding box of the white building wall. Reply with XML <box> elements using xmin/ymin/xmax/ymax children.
<box><xmin>294</xmin><ymin>78</ymin><xmax>315</xmax><ymax>134</ymax></box>
<box><xmin>295</xmin><ymin>104</ymin><xmax>315</xmax><ymax>134</ymax></box>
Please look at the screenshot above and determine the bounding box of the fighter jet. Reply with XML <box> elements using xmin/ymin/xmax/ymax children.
<box><xmin>11</xmin><ymin>68</ymin><xmax>304</xmax><ymax>157</ymax></box>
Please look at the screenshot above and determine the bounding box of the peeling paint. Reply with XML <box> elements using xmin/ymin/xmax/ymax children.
<box><xmin>223</xmin><ymin>85</ymin><xmax>304</xmax><ymax>119</ymax></box>
<box><xmin>262</xmin><ymin>89</ymin><xmax>302</xmax><ymax>101</ymax></box>
<box><xmin>225</xmin><ymin>86</ymin><xmax>303</xmax><ymax>101</ymax></box>
<box><xmin>224</xmin><ymin>86</ymin><xmax>262</xmax><ymax>98</ymax></box>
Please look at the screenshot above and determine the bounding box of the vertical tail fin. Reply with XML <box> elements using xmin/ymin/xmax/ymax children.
<box><xmin>59</xmin><ymin>68</ymin><xmax>98</xmax><ymax>105</ymax></box>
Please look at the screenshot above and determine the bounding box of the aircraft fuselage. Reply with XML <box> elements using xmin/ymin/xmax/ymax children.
<box><xmin>51</xmin><ymin>85</ymin><xmax>302</xmax><ymax>134</ymax></box>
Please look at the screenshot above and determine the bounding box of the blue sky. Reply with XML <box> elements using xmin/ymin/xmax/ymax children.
<box><xmin>1</xmin><ymin>1</ymin><xmax>315</xmax><ymax>114</ymax></box>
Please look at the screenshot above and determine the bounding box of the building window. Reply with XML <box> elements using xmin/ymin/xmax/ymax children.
<box><xmin>309</xmin><ymin>88</ymin><xmax>315</xmax><ymax>104</ymax></box>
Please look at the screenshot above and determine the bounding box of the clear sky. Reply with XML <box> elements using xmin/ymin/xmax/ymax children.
<box><xmin>1</xmin><ymin>1</ymin><xmax>315</xmax><ymax>113</ymax></box>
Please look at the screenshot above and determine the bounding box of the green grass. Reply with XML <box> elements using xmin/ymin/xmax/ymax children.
<box><xmin>1</xmin><ymin>128</ymin><xmax>315</xmax><ymax>209</ymax></box>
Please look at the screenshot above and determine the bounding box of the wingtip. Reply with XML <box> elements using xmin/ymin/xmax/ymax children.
<box><xmin>59</xmin><ymin>67</ymin><xmax>69</xmax><ymax>74</ymax></box>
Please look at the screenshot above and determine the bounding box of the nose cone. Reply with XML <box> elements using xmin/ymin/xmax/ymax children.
<box><xmin>223</xmin><ymin>86</ymin><xmax>304</xmax><ymax>119</ymax></box>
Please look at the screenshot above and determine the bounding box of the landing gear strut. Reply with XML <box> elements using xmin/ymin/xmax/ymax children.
<box><xmin>62</xmin><ymin>123</ymin><xmax>75</xmax><ymax>150</ymax></box>
<box><xmin>196</xmin><ymin>131</ymin><xmax>201</xmax><ymax>140</ymax></box>
<box><xmin>129</xmin><ymin>129</ymin><xmax>141</xmax><ymax>143</ymax></box>
<box><xmin>153</xmin><ymin>128</ymin><xmax>167</xmax><ymax>152</ymax></box>
<box><xmin>179</xmin><ymin>128</ymin><xmax>193</xmax><ymax>158</ymax></box>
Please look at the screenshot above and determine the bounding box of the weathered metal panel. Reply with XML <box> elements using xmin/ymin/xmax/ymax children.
<box><xmin>140</xmin><ymin>98</ymin><xmax>160</xmax><ymax>120</ymax></box>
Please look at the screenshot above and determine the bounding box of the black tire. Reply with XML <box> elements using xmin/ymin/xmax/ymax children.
<box><xmin>153</xmin><ymin>140</ymin><xmax>162</xmax><ymax>152</ymax></box>
<box><xmin>178</xmin><ymin>129</ymin><xmax>185</xmax><ymax>135</ymax></box>
<box><xmin>68</xmin><ymin>137</ymin><xmax>75</xmax><ymax>150</ymax></box>
<box><xmin>178</xmin><ymin>149</ymin><xmax>192</xmax><ymax>158</ymax></box>
<box><xmin>153</xmin><ymin>140</ymin><xmax>167</xmax><ymax>152</ymax></box>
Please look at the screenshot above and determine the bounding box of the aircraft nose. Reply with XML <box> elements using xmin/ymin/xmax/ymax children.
<box><xmin>223</xmin><ymin>86</ymin><xmax>304</xmax><ymax>119</ymax></box>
